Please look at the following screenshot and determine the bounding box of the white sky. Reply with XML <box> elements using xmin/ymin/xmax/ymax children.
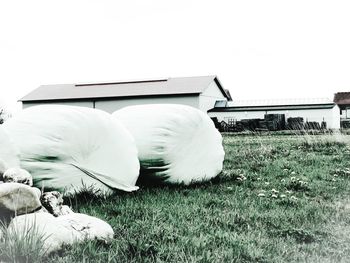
<box><xmin>1</xmin><ymin>0</ymin><xmax>350</xmax><ymax>113</ymax></box>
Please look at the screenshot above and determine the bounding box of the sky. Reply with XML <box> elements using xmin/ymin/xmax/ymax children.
<box><xmin>1</xmin><ymin>0</ymin><xmax>350</xmax><ymax>113</ymax></box>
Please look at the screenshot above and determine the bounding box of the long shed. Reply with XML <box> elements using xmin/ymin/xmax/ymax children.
<box><xmin>208</xmin><ymin>98</ymin><xmax>340</xmax><ymax>129</ymax></box>
<box><xmin>20</xmin><ymin>76</ymin><xmax>231</xmax><ymax>113</ymax></box>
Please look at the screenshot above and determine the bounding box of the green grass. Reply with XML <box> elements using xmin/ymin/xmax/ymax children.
<box><xmin>0</xmin><ymin>218</ymin><xmax>49</xmax><ymax>263</ymax></box>
<box><xmin>4</xmin><ymin>133</ymin><xmax>350</xmax><ymax>262</ymax></box>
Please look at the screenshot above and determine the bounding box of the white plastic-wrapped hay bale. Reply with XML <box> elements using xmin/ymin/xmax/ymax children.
<box><xmin>113</xmin><ymin>104</ymin><xmax>225</xmax><ymax>185</ymax></box>
<box><xmin>0</xmin><ymin>126</ymin><xmax>20</xmax><ymax>175</ymax></box>
<box><xmin>3</xmin><ymin>105</ymin><xmax>140</xmax><ymax>195</ymax></box>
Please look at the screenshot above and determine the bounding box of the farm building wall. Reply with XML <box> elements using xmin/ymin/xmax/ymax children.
<box><xmin>199</xmin><ymin>82</ymin><xmax>227</xmax><ymax>112</ymax></box>
<box><xmin>330</xmin><ymin>105</ymin><xmax>341</xmax><ymax>129</ymax></box>
<box><xmin>208</xmin><ymin>105</ymin><xmax>341</xmax><ymax>129</ymax></box>
<box><xmin>94</xmin><ymin>95</ymin><xmax>199</xmax><ymax>113</ymax></box>
<box><xmin>22</xmin><ymin>95</ymin><xmax>199</xmax><ymax>113</ymax></box>
<box><xmin>22</xmin><ymin>100</ymin><xmax>94</xmax><ymax>109</ymax></box>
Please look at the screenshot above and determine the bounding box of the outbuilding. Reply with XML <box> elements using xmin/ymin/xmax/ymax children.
<box><xmin>334</xmin><ymin>92</ymin><xmax>350</xmax><ymax>119</ymax></box>
<box><xmin>20</xmin><ymin>76</ymin><xmax>231</xmax><ymax>113</ymax></box>
<box><xmin>334</xmin><ymin>92</ymin><xmax>350</xmax><ymax>128</ymax></box>
<box><xmin>208</xmin><ymin>98</ymin><xmax>340</xmax><ymax>130</ymax></box>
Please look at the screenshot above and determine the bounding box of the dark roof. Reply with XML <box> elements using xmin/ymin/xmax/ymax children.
<box><xmin>334</xmin><ymin>92</ymin><xmax>350</xmax><ymax>105</ymax></box>
<box><xmin>208</xmin><ymin>103</ymin><xmax>336</xmax><ymax>113</ymax></box>
<box><xmin>20</xmin><ymin>75</ymin><xmax>230</xmax><ymax>102</ymax></box>
<box><xmin>224</xmin><ymin>89</ymin><xmax>232</xmax><ymax>101</ymax></box>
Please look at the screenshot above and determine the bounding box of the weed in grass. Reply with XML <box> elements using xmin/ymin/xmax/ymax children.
<box><xmin>0</xmin><ymin>218</ymin><xmax>49</xmax><ymax>263</ymax></box>
<box><xmin>298</xmin><ymin>135</ymin><xmax>347</xmax><ymax>156</ymax></box>
<box><xmin>286</xmin><ymin>177</ymin><xmax>310</xmax><ymax>192</ymax></box>
<box><xmin>276</xmin><ymin>228</ymin><xmax>318</xmax><ymax>244</ymax></box>
<box><xmin>126</xmin><ymin>239</ymin><xmax>158</xmax><ymax>261</ymax></box>
<box><xmin>333</xmin><ymin>168</ymin><xmax>350</xmax><ymax>178</ymax></box>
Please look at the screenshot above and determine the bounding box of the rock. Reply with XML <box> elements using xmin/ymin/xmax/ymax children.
<box><xmin>3</xmin><ymin>168</ymin><xmax>33</xmax><ymax>186</ymax></box>
<box><xmin>40</xmin><ymin>191</ymin><xmax>63</xmax><ymax>215</ymax></box>
<box><xmin>32</xmin><ymin>187</ymin><xmax>42</xmax><ymax>199</ymax></box>
<box><xmin>58</xmin><ymin>213</ymin><xmax>114</xmax><ymax>242</ymax></box>
<box><xmin>60</xmin><ymin>205</ymin><xmax>73</xmax><ymax>215</ymax></box>
<box><xmin>41</xmin><ymin>191</ymin><xmax>73</xmax><ymax>217</ymax></box>
<box><xmin>7</xmin><ymin>213</ymin><xmax>67</xmax><ymax>255</ymax></box>
<box><xmin>0</xmin><ymin>183</ymin><xmax>41</xmax><ymax>216</ymax></box>
<box><xmin>35</xmin><ymin>206</ymin><xmax>49</xmax><ymax>213</ymax></box>
<box><xmin>8</xmin><ymin>212</ymin><xmax>114</xmax><ymax>255</ymax></box>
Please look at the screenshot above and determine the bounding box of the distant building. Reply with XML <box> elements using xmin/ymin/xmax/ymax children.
<box><xmin>334</xmin><ymin>92</ymin><xmax>350</xmax><ymax>119</ymax></box>
<box><xmin>333</xmin><ymin>92</ymin><xmax>350</xmax><ymax>128</ymax></box>
<box><xmin>20</xmin><ymin>76</ymin><xmax>231</xmax><ymax>113</ymax></box>
<box><xmin>208</xmin><ymin>98</ymin><xmax>340</xmax><ymax>129</ymax></box>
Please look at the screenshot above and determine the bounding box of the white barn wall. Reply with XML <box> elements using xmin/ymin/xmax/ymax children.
<box><xmin>22</xmin><ymin>101</ymin><xmax>94</xmax><ymax>109</ymax></box>
<box><xmin>199</xmin><ymin>82</ymin><xmax>226</xmax><ymax>112</ymax></box>
<box><xmin>331</xmin><ymin>105</ymin><xmax>341</xmax><ymax>129</ymax></box>
<box><xmin>208</xmin><ymin>106</ymin><xmax>341</xmax><ymax>129</ymax></box>
<box><xmin>95</xmin><ymin>96</ymin><xmax>199</xmax><ymax>113</ymax></box>
<box><xmin>23</xmin><ymin>96</ymin><xmax>199</xmax><ymax>113</ymax></box>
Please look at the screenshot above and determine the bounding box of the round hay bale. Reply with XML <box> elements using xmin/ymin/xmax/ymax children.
<box><xmin>113</xmin><ymin>104</ymin><xmax>225</xmax><ymax>185</ymax></box>
<box><xmin>3</xmin><ymin>105</ymin><xmax>140</xmax><ymax>195</ymax></box>
<box><xmin>0</xmin><ymin>126</ymin><xmax>20</xmax><ymax>176</ymax></box>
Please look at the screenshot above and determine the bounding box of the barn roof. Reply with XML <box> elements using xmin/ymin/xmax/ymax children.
<box><xmin>334</xmin><ymin>92</ymin><xmax>350</xmax><ymax>105</ymax></box>
<box><xmin>228</xmin><ymin>97</ymin><xmax>333</xmax><ymax>107</ymax></box>
<box><xmin>208</xmin><ymin>103</ymin><xmax>336</xmax><ymax>113</ymax></box>
<box><xmin>208</xmin><ymin>98</ymin><xmax>336</xmax><ymax>113</ymax></box>
<box><xmin>20</xmin><ymin>75</ymin><xmax>230</xmax><ymax>102</ymax></box>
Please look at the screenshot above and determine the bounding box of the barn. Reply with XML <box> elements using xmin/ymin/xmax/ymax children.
<box><xmin>208</xmin><ymin>98</ymin><xmax>341</xmax><ymax>130</ymax></box>
<box><xmin>20</xmin><ymin>76</ymin><xmax>232</xmax><ymax>113</ymax></box>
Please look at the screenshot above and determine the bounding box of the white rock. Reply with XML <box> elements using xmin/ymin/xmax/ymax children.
<box><xmin>7</xmin><ymin>213</ymin><xmax>70</xmax><ymax>255</ymax></box>
<box><xmin>8</xmin><ymin>212</ymin><xmax>114</xmax><ymax>255</ymax></box>
<box><xmin>60</xmin><ymin>205</ymin><xmax>73</xmax><ymax>216</ymax></box>
<box><xmin>0</xmin><ymin>183</ymin><xmax>41</xmax><ymax>215</ymax></box>
<box><xmin>57</xmin><ymin>213</ymin><xmax>114</xmax><ymax>242</ymax></box>
<box><xmin>3</xmin><ymin>168</ymin><xmax>33</xmax><ymax>186</ymax></box>
<box><xmin>32</xmin><ymin>187</ymin><xmax>42</xmax><ymax>199</ymax></box>
<box><xmin>35</xmin><ymin>206</ymin><xmax>49</xmax><ymax>213</ymax></box>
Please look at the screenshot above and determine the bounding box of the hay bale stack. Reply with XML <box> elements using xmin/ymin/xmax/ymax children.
<box><xmin>3</xmin><ymin>105</ymin><xmax>140</xmax><ymax>195</ymax></box>
<box><xmin>113</xmin><ymin>104</ymin><xmax>225</xmax><ymax>185</ymax></box>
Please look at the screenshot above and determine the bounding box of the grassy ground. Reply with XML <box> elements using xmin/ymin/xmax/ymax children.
<box><xmin>4</xmin><ymin>133</ymin><xmax>350</xmax><ymax>262</ymax></box>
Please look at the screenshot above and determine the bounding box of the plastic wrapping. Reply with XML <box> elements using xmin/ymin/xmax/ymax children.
<box><xmin>113</xmin><ymin>104</ymin><xmax>225</xmax><ymax>185</ymax></box>
<box><xmin>3</xmin><ymin>105</ymin><xmax>140</xmax><ymax>195</ymax></box>
<box><xmin>0</xmin><ymin>126</ymin><xmax>20</xmax><ymax>175</ymax></box>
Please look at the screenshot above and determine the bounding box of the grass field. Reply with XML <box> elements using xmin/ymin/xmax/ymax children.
<box><xmin>3</xmin><ymin>133</ymin><xmax>350</xmax><ymax>262</ymax></box>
